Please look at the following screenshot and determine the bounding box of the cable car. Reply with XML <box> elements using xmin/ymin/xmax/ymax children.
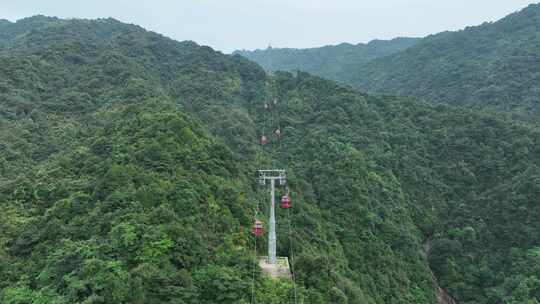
<box><xmin>264</xmin><ymin>103</ymin><xmax>269</xmax><ymax>110</ymax></box>
<box><xmin>273</xmin><ymin>128</ymin><xmax>282</xmax><ymax>139</ymax></box>
<box><xmin>252</xmin><ymin>219</ymin><xmax>264</xmax><ymax>236</ymax></box>
<box><xmin>280</xmin><ymin>194</ymin><xmax>291</xmax><ymax>209</ymax></box>
<box><xmin>260</xmin><ymin>135</ymin><xmax>269</xmax><ymax>145</ymax></box>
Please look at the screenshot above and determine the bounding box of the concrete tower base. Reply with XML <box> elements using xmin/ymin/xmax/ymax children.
<box><xmin>259</xmin><ymin>256</ymin><xmax>292</xmax><ymax>279</ymax></box>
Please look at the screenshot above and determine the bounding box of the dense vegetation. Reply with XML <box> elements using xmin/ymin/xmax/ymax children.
<box><xmin>239</xmin><ymin>4</ymin><xmax>540</xmax><ymax>121</ymax></box>
<box><xmin>352</xmin><ymin>3</ymin><xmax>540</xmax><ymax>120</ymax></box>
<box><xmin>1</xmin><ymin>16</ymin><xmax>540</xmax><ymax>304</ymax></box>
<box><xmin>234</xmin><ymin>38</ymin><xmax>419</xmax><ymax>84</ymax></box>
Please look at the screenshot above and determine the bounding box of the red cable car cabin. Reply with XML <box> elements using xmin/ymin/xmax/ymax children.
<box><xmin>260</xmin><ymin>135</ymin><xmax>269</xmax><ymax>145</ymax></box>
<box><xmin>252</xmin><ymin>219</ymin><xmax>264</xmax><ymax>236</ymax></box>
<box><xmin>280</xmin><ymin>195</ymin><xmax>291</xmax><ymax>209</ymax></box>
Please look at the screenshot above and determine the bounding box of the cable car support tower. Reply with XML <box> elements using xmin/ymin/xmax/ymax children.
<box><xmin>258</xmin><ymin>169</ymin><xmax>286</xmax><ymax>266</ymax></box>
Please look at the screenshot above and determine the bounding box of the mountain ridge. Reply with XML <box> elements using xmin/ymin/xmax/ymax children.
<box><xmin>234</xmin><ymin>37</ymin><xmax>420</xmax><ymax>83</ymax></box>
<box><xmin>1</xmin><ymin>16</ymin><xmax>540</xmax><ymax>304</ymax></box>
<box><xmin>238</xmin><ymin>3</ymin><xmax>540</xmax><ymax>120</ymax></box>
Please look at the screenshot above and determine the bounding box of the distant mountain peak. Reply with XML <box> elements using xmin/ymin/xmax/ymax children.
<box><xmin>16</xmin><ymin>15</ymin><xmax>59</xmax><ymax>24</ymax></box>
<box><xmin>235</xmin><ymin>37</ymin><xmax>420</xmax><ymax>82</ymax></box>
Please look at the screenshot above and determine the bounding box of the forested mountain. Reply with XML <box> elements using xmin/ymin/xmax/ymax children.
<box><xmin>351</xmin><ymin>3</ymin><xmax>540</xmax><ymax>119</ymax></box>
<box><xmin>1</xmin><ymin>16</ymin><xmax>540</xmax><ymax>304</ymax></box>
<box><xmin>234</xmin><ymin>38</ymin><xmax>420</xmax><ymax>83</ymax></box>
<box><xmin>0</xmin><ymin>15</ymin><xmax>58</xmax><ymax>47</ymax></box>
<box><xmin>238</xmin><ymin>4</ymin><xmax>540</xmax><ymax>120</ymax></box>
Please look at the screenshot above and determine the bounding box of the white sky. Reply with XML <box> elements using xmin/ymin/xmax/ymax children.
<box><xmin>0</xmin><ymin>0</ymin><xmax>537</xmax><ymax>53</ymax></box>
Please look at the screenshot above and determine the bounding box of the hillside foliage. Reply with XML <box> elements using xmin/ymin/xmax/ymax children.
<box><xmin>351</xmin><ymin>3</ymin><xmax>540</xmax><ymax>120</ymax></box>
<box><xmin>1</xmin><ymin>16</ymin><xmax>540</xmax><ymax>304</ymax></box>
<box><xmin>238</xmin><ymin>4</ymin><xmax>540</xmax><ymax>121</ymax></box>
<box><xmin>234</xmin><ymin>38</ymin><xmax>419</xmax><ymax>84</ymax></box>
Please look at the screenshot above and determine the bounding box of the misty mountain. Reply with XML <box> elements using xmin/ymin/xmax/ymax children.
<box><xmin>234</xmin><ymin>37</ymin><xmax>420</xmax><ymax>84</ymax></box>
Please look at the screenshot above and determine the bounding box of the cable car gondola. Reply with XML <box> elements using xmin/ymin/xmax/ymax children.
<box><xmin>273</xmin><ymin>128</ymin><xmax>282</xmax><ymax>139</ymax></box>
<box><xmin>280</xmin><ymin>194</ymin><xmax>291</xmax><ymax>209</ymax></box>
<box><xmin>252</xmin><ymin>219</ymin><xmax>264</xmax><ymax>236</ymax></box>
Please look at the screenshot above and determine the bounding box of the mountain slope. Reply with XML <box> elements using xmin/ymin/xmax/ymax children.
<box><xmin>1</xmin><ymin>16</ymin><xmax>540</xmax><ymax>304</ymax></box>
<box><xmin>238</xmin><ymin>4</ymin><xmax>540</xmax><ymax>120</ymax></box>
<box><xmin>234</xmin><ymin>37</ymin><xmax>420</xmax><ymax>83</ymax></box>
<box><xmin>0</xmin><ymin>16</ymin><xmax>59</xmax><ymax>47</ymax></box>
<box><xmin>352</xmin><ymin>3</ymin><xmax>540</xmax><ymax>119</ymax></box>
<box><xmin>0</xmin><ymin>16</ymin><xmax>429</xmax><ymax>303</ymax></box>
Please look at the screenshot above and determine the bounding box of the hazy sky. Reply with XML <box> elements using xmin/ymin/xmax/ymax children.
<box><xmin>1</xmin><ymin>0</ymin><xmax>537</xmax><ymax>53</ymax></box>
